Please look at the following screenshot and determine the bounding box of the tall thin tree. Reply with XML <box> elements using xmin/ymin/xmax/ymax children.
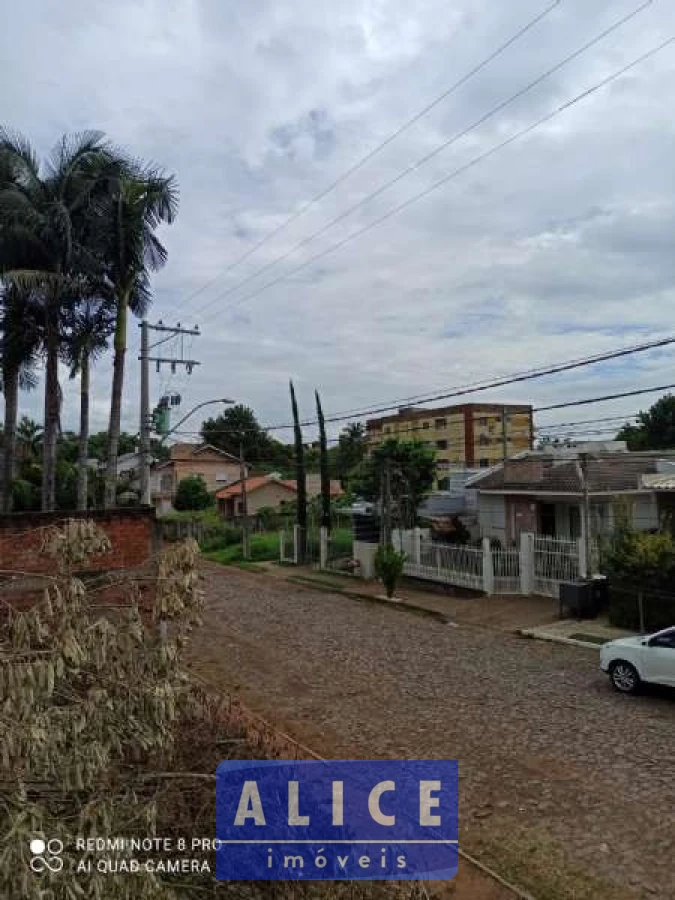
<box><xmin>64</xmin><ymin>297</ymin><xmax>115</xmax><ymax>509</ymax></box>
<box><xmin>315</xmin><ymin>390</ymin><xmax>331</xmax><ymax>533</ymax></box>
<box><xmin>289</xmin><ymin>380</ymin><xmax>307</xmax><ymax>563</ymax></box>
<box><xmin>0</xmin><ymin>128</ymin><xmax>124</xmax><ymax>510</ymax></box>
<box><xmin>0</xmin><ymin>285</ymin><xmax>40</xmax><ymax>510</ymax></box>
<box><xmin>103</xmin><ymin>168</ymin><xmax>178</xmax><ymax>508</ymax></box>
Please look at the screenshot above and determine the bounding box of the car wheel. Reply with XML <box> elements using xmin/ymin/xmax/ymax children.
<box><xmin>609</xmin><ymin>660</ymin><xmax>640</xmax><ymax>694</ymax></box>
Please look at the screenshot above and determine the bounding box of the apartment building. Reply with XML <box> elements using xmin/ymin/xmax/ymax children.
<box><xmin>365</xmin><ymin>403</ymin><xmax>533</xmax><ymax>485</ymax></box>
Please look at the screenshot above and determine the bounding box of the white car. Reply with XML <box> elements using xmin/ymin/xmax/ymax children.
<box><xmin>600</xmin><ymin>626</ymin><xmax>675</xmax><ymax>693</ymax></box>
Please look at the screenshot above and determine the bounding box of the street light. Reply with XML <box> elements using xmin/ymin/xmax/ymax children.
<box><xmin>161</xmin><ymin>398</ymin><xmax>235</xmax><ymax>442</ymax></box>
<box><xmin>140</xmin><ymin>398</ymin><xmax>234</xmax><ymax>506</ymax></box>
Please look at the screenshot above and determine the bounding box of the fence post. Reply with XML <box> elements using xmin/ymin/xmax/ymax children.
<box><xmin>482</xmin><ymin>537</ymin><xmax>494</xmax><ymax>595</ymax></box>
<box><xmin>578</xmin><ymin>537</ymin><xmax>588</xmax><ymax>579</ymax></box>
<box><xmin>520</xmin><ymin>532</ymin><xmax>534</xmax><ymax>595</ymax></box>
<box><xmin>293</xmin><ymin>525</ymin><xmax>300</xmax><ymax>565</ymax></box>
<box><xmin>319</xmin><ymin>526</ymin><xmax>328</xmax><ymax>570</ymax></box>
<box><xmin>279</xmin><ymin>530</ymin><xmax>285</xmax><ymax>562</ymax></box>
<box><xmin>413</xmin><ymin>527</ymin><xmax>422</xmax><ymax>566</ymax></box>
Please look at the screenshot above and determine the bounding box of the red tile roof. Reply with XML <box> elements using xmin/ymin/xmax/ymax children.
<box><xmin>215</xmin><ymin>476</ymin><xmax>296</xmax><ymax>500</ymax></box>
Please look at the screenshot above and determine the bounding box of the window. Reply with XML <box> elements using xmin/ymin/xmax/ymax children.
<box><xmin>215</xmin><ymin>472</ymin><xmax>233</xmax><ymax>483</ymax></box>
<box><xmin>436</xmin><ymin>439</ymin><xmax>448</xmax><ymax>449</ymax></box>
<box><xmin>650</xmin><ymin>629</ymin><xmax>675</xmax><ymax>648</ymax></box>
<box><xmin>160</xmin><ymin>474</ymin><xmax>173</xmax><ymax>492</ymax></box>
<box><xmin>422</xmin><ymin>421</ymin><xmax>430</xmax><ymax>429</ymax></box>
<box><xmin>384</xmin><ymin>426</ymin><xmax>391</xmax><ymax>434</ymax></box>
<box><xmin>437</xmin><ymin>477</ymin><xmax>450</xmax><ymax>490</ymax></box>
<box><xmin>479</xmin><ymin>458</ymin><xmax>489</xmax><ymax>467</ymax></box>
<box><xmin>478</xmin><ymin>417</ymin><xmax>488</xmax><ymax>426</ymax></box>
<box><xmin>434</xmin><ymin>418</ymin><xmax>447</xmax><ymax>429</ymax></box>
<box><xmin>479</xmin><ymin>435</ymin><xmax>490</xmax><ymax>446</ymax></box>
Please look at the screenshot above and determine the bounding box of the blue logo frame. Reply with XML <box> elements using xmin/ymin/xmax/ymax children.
<box><xmin>216</xmin><ymin>760</ymin><xmax>458</xmax><ymax>880</ymax></box>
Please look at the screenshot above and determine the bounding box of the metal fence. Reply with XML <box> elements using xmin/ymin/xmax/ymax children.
<box><xmin>492</xmin><ymin>546</ymin><xmax>521</xmax><ymax>594</ymax></box>
<box><xmin>404</xmin><ymin>540</ymin><xmax>485</xmax><ymax>592</ymax></box>
<box><xmin>533</xmin><ymin>536</ymin><xmax>579</xmax><ymax>598</ymax></box>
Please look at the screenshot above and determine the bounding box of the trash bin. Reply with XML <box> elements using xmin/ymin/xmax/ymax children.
<box><xmin>559</xmin><ymin>581</ymin><xmax>594</xmax><ymax>620</ymax></box>
<box><xmin>589</xmin><ymin>575</ymin><xmax>609</xmax><ymax>613</ymax></box>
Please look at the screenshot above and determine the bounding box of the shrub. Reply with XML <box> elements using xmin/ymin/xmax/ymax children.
<box><xmin>174</xmin><ymin>475</ymin><xmax>212</xmax><ymax>511</ymax></box>
<box><xmin>600</xmin><ymin>522</ymin><xmax>675</xmax><ymax>629</ymax></box>
<box><xmin>374</xmin><ymin>544</ymin><xmax>406</xmax><ymax>598</ymax></box>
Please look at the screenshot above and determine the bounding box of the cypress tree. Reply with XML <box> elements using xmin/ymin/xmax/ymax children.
<box><xmin>289</xmin><ymin>380</ymin><xmax>307</xmax><ymax>563</ymax></box>
<box><xmin>315</xmin><ymin>390</ymin><xmax>331</xmax><ymax>532</ymax></box>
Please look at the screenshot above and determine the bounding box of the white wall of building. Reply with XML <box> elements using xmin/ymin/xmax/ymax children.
<box><xmin>478</xmin><ymin>494</ymin><xmax>506</xmax><ymax>543</ymax></box>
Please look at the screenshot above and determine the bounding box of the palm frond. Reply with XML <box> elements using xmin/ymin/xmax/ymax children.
<box><xmin>0</xmin><ymin>126</ymin><xmax>42</xmax><ymax>192</ymax></box>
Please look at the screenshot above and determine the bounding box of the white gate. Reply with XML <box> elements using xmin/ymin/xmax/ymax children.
<box><xmin>533</xmin><ymin>536</ymin><xmax>579</xmax><ymax>597</ymax></box>
<box><xmin>492</xmin><ymin>546</ymin><xmax>521</xmax><ymax>594</ymax></box>
<box><xmin>404</xmin><ymin>540</ymin><xmax>484</xmax><ymax>591</ymax></box>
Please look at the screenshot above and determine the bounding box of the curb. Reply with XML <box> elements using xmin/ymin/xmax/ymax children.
<box><xmin>516</xmin><ymin>628</ymin><xmax>603</xmax><ymax>650</ymax></box>
<box><xmin>285</xmin><ymin>574</ymin><xmax>449</xmax><ymax>623</ymax></box>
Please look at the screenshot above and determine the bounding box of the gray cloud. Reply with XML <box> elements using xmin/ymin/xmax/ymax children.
<box><xmin>2</xmin><ymin>0</ymin><xmax>675</xmax><ymax>445</ymax></box>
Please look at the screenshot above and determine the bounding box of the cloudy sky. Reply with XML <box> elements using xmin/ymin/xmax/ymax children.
<box><xmin>2</xmin><ymin>0</ymin><xmax>675</xmax><ymax>446</ymax></box>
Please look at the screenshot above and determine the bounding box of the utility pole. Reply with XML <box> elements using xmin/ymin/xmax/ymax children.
<box><xmin>501</xmin><ymin>406</ymin><xmax>508</xmax><ymax>461</ymax></box>
<box><xmin>578</xmin><ymin>452</ymin><xmax>592</xmax><ymax>579</ymax></box>
<box><xmin>139</xmin><ymin>320</ymin><xmax>151</xmax><ymax>507</ymax></box>
<box><xmin>239</xmin><ymin>440</ymin><xmax>249</xmax><ymax>559</ymax></box>
<box><xmin>138</xmin><ymin>320</ymin><xmax>200</xmax><ymax>506</ymax></box>
<box><xmin>380</xmin><ymin>459</ymin><xmax>392</xmax><ymax>547</ymax></box>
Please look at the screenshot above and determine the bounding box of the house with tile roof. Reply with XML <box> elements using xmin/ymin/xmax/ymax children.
<box><xmin>216</xmin><ymin>475</ymin><xmax>297</xmax><ymax>519</ymax></box>
<box><xmin>151</xmin><ymin>443</ymin><xmax>246</xmax><ymax>515</ymax></box>
<box><xmin>469</xmin><ymin>450</ymin><xmax>675</xmax><ymax>546</ymax></box>
<box><xmin>215</xmin><ymin>473</ymin><xmax>344</xmax><ymax>520</ymax></box>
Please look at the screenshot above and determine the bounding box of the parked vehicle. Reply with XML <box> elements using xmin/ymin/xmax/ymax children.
<box><xmin>600</xmin><ymin>627</ymin><xmax>675</xmax><ymax>693</ymax></box>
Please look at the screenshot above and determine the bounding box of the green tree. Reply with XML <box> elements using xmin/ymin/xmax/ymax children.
<box><xmin>202</xmin><ymin>404</ymin><xmax>265</xmax><ymax>461</ymax></box>
<box><xmin>289</xmin><ymin>380</ymin><xmax>307</xmax><ymax>562</ymax></box>
<box><xmin>616</xmin><ymin>394</ymin><xmax>675</xmax><ymax>450</ymax></box>
<box><xmin>0</xmin><ymin>285</ymin><xmax>40</xmax><ymax>510</ymax></box>
<box><xmin>350</xmin><ymin>438</ymin><xmax>436</xmax><ymax>527</ymax></box>
<box><xmin>315</xmin><ymin>390</ymin><xmax>331</xmax><ymax>531</ymax></box>
<box><xmin>103</xmin><ymin>167</ymin><xmax>178</xmax><ymax>507</ymax></box>
<box><xmin>336</xmin><ymin>421</ymin><xmax>367</xmax><ymax>484</ymax></box>
<box><xmin>174</xmin><ymin>474</ymin><xmax>212</xmax><ymax>512</ymax></box>
<box><xmin>0</xmin><ymin>128</ymin><xmax>125</xmax><ymax>511</ymax></box>
<box><xmin>63</xmin><ymin>297</ymin><xmax>115</xmax><ymax>509</ymax></box>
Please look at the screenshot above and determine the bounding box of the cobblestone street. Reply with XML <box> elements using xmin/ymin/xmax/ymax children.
<box><xmin>189</xmin><ymin>565</ymin><xmax>675</xmax><ymax>900</ymax></box>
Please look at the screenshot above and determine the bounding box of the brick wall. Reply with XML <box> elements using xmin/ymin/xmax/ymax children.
<box><xmin>0</xmin><ymin>508</ymin><xmax>159</xmax><ymax>576</ymax></box>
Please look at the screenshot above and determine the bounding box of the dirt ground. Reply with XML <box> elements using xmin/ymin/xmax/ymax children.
<box><xmin>188</xmin><ymin>564</ymin><xmax>675</xmax><ymax>900</ymax></box>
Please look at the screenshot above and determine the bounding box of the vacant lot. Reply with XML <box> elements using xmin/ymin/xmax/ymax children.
<box><xmin>189</xmin><ymin>565</ymin><xmax>675</xmax><ymax>900</ymax></box>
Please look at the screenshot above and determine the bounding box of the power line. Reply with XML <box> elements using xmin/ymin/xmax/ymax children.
<box><xmin>198</xmin><ymin>16</ymin><xmax>668</xmax><ymax>324</ymax></box>
<box><xmin>161</xmin><ymin>1</ymin><xmax>561</xmax><ymax>320</ymax></box>
<box><xmin>290</xmin><ymin>336</ymin><xmax>675</xmax><ymax>429</ymax></box>
<box><xmin>535</xmin><ymin>381</ymin><xmax>675</xmax><ymax>412</ymax></box>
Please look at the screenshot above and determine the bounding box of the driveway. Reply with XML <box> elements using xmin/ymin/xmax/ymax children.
<box><xmin>189</xmin><ymin>565</ymin><xmax>675</xmax><ymax>900</ymax></box>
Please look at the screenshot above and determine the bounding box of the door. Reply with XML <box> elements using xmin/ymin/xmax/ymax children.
<box><xmin>539</xmin><ymin>503</ymin><xmax>556</xmax><ymax>537</ymax></box>
<box><xmin>642</xmin><ymin>628</ymin><xmax>675</xmax><ymax>686</ymax></box>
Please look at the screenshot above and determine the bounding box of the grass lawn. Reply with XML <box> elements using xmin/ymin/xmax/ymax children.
<box><xmin>203</xmin><ymin>526</ymin><xmax>354</xmax><ymax>565</ymax></box>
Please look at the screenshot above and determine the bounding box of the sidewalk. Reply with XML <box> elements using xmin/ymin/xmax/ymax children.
<box><xmin>236</xmin><ymin>560</ymin><xmax>563</xmax><ymax>633</ymax></box>
<box><xmin>517</xmin><ymin>617</ymin><xmax>637</xmax><ymax>649</ymax></box>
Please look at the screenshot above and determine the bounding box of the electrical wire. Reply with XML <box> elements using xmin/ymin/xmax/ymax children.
<box><xmin>192</xmin><ymin>1</ymin><xmax>652</xmax><ymax>321</ymax></box>
<box><xmin>197</xmin><ymin>30</ymin><xmax>673</xmax><ymax>325</ymax></box>
<box><xmin>159</xmin><ymin>0</ymin><xmax>562</xmax><ymax>321</ymax></box>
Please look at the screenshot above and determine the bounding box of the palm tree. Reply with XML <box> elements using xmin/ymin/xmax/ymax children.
<box><xmin>63</xmin><ymin>296</ymin><xmax>115</xmax><ymax>509</ymax></box>
<box><xmin>0</xmin><ymin>284</ymin><xmax>40</xmax><ymax>510</ymax></box>
<box><xmin>103</xmin><ymin>167</ymin><xmax>178</xmax><ymax>508</ymax></box>
<box><xmin>0</xmin><ymin>128</ymin><xmax>125</xmax><ymax>510</ymax></box>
